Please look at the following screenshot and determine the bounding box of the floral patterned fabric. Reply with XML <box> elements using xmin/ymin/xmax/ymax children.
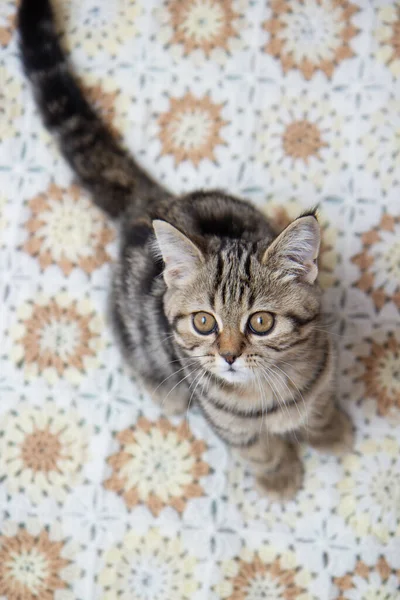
<box><xmin>0</xmin><ymin>0</ymin><xmax>399</xmax><ymax>598</ymax></box>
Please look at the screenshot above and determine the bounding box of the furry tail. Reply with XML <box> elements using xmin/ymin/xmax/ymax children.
<box><xmin>18</xmin><ymin>0</ymin><xmax>159</xmax><ymax>217</ymax></box>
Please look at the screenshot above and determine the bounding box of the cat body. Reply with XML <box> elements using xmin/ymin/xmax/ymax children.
<box><xmin>18</xmin><ymin>0</ymin><xmax>353</xmax><ymax>500</ymax></box>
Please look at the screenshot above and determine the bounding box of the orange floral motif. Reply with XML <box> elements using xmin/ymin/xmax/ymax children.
<box><xmin>0</xmin><ymin>525</ymin><xmax>72</xmax><ymax>600</ymax></box>
<box><xmin>356</xmin><ymin>332</ymin><xmax>400</xmax><ymax>416</ymax></box>
<box><xmin>168</xmin><ymin>0</ymin><xmax>240</xmax><ymax>56</ymax></box>
<box><xmin>23</xmin><ymin>183</ymin><xmax>115</xmax><ymax>276</ymax></box>
<box><xmin>334</xmin><ymin>557</ymin><xmax>400</xmax><ymax>599</ymax></box>
<box><xmin>263</xmin><ymin>0</ymin><xmax>359</xmax><ymax>80</ymax></box>
<box><xmin>158</xmin><ymin>92</ymin><xmax>228</xmax><ymax>166</ymax></box>
<box><xmin>351</xmin><ymin>213</ymin><xmax>400</xmax><ymax>312</ymax></box>
<box><xmin>282</xmin><ymin>120</ymin><xmax>327</xmax><ymax>163</ymax></box>
<box><xmin>0</xmin><ymin>404</ymin><xmax>89</xmax><ymax>503</ymax></box>
<box><xmin>229</xmin><ymin>555</ymin><xmax>305</xmax><ymax>600</ymax></box>
<box><xmin>215</xmin><ymin>547</ymin><xmax>315</xmax><ymax>599</ymax></box>
<box><xmin>10</xmin><ymin>294</ymin><xmax>104</xmax><ymax>385</ymax></box>
<box><xmin>255</xmin><ymin>91</ymin><xmax>345</xmax><ymax>190</ymax></box>
<box><xmin>104</xmin><ymin>417</ymin><xmax>210</xmax><ymax>516</ymax></box>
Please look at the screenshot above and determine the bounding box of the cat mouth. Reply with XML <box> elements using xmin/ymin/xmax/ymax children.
<box><xmin>218</xmin><ymin>366</ymin><xmax>251</xmax><ymax>384</ymax></box>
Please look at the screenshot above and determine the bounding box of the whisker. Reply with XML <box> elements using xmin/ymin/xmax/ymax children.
<box><xmin>311</xmin><ymin>327</ymin><xmax>352</xmax><ymax>339</ymax></box>
<box><xmin>186</xmin><ymin>369</ymin><xmax>206</xmax><ymax>422</ymax></box>
<box><xmin>253</xmin><ymin>368</ymin><xmax>266</xmax><ymax>437</ymax></box>
<box><xmin>259</xmin><ymin>367</ymin><xmax>299</xmax><ymax>444</ymax></box>
<box><xmin>162</xmin><ymin>355</ymin><xmax>211</xmax><ymax>367</ymax></box>
<box><xmin>265</xmin><ymin>365</ymin><xmax>304</xmax><ymax>442</ymax></box>
<box><xmin>151</xmin><ymin>362</ymin><xmax>198</xmax><ymax>397</ymax></box>
<box><xmin>262</xmin><ymin>360</ymin><xmax>309</xmax><ymax>438</ymax></box>
<box><xmin>160</xmin><ymin>367</ymin><xmax>202</xmax><ymax>409</ymax></box>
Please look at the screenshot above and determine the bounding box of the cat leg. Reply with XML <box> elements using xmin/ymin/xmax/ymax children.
<box><xmin>238</xmin><ymin>435</ymin><xmax>304</xmax><ymax>502</ymax></box>
<box><xmin>301</xmin><ymin>394</ymin><xmax>354</xmax><ymax>456</ymax></box>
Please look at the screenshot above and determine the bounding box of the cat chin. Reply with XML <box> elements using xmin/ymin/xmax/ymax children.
<box><xmin>216</xmin><ymin>368</ymin><xmax>253</xmax><ymax>385</ymax></box>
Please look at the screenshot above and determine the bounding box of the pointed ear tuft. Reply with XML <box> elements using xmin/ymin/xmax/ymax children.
<box><xmin>262</xmin><ymin>215</ymin><xmax>321</xmax><ymax>284</ymax></box>
<box><xmin>152</xmin><ymin>220</ymin><xmax>204</xmax><ymax>287</ymax></box>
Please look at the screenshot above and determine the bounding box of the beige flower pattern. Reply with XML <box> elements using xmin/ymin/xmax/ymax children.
<box><xmin>374</xmin><ymin>4</ymin><xmax>400</xmax><ymax>78</ymax></box>
<box><xmin>0</xmin><ymin>404</ymin><xmax>89</xmax><ymax>504</ymax></box>
<box><xmin>262</xmin><ymin>200</ymin><xmax>339</xmax><ymax>289</ymax></box>
<box><xmin>10</xmin><ymin>293</ymin><xmax>104</xmax><ymax>385</ymax></box>
<box><xmin>104</xmin><ymin>417</ymin><xmax>210</xmax><ymax>516</ymax></box>
<box><xmin>263</xmin><ymin>0</ymin><xmax>359</xmax><ymax>80</ymax></box>
<box><xmin>155</xmin><ymin>0</ymin><xmax>244</xmax><ymax>63</ymax></box>
<box><xmin>54</xmin><ymin>0</ymin><xmax>142</xmax><ymax>59</ymax></box>
<box><xmin>158</xmin><ymin>92</ymin><xmax>228</xmax><ymax>166</ymax></box>
<box><xmin>225</xmin><ymin>448</ymin><xmax>329</xmax><ymax>533</ymax></box>
<box><xmin>0</xmin><ymin>65</ymin><xmax>23</xmax><ymax>140</ymax></box>
<box><xmin>98</xmin><ymin>528</ymin><xmax>199</xmax><ymax>599</ymax></box>
<box><xmin>351</xmin><ymin>213</ymin><xmax>400</xmax><ymax>312</ymax></box>
<box><xmin>22</xmin><ymin>183</ymin><xmax>115</xmax><ymax>275</ymax></box>
<box><xmin>215</xmin><ymin>546</ymin><xmax>315</xmax><ymax>599</ymax></box>
<box><xmin>337</xmin><ymin>437</ymin><xmax>400</xmax><ymax>543</ymax></box>
<box><xmin>334</xmin><ymin>557</ymin><xmax>400</xmax><ymax>600</ymax></box>
<box><xmin>360</xmin><ymin>98</ymin><xmax>400</xmax><ymax>195</ymax></box>
<box><xmin>0</xmin><ymin>521</ymin><xmax>79</xmax><ymax>600</ymax></box>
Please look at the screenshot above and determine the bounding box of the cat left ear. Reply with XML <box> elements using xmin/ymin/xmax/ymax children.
<box><xmin>262</xmin><ymin>215</ymin><xmax>321</xmax><ymax>284</ymax></box>
<box><xmin>152</xmin><ymin>220</ymin><xmax>204</xmax><ymax>287</ymax></box>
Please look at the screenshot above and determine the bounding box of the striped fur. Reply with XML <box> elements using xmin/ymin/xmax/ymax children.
<box><xmin>19</xmin><ymin>0</ymin><xmax>353</xmax><ymax>501</ymax></box>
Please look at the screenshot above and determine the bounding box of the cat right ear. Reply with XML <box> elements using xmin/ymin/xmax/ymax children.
<box><xmin>152</xmin><ymin>220</ymin><xmax>204</xmax><ymax>287</ymax></box>
<box><xmin>262</xmin><ymin>215</ymin><xmax>321</xmax><ymax>284</ymax></box>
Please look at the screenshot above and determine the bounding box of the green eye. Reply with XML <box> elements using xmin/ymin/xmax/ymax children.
<box><xmin>192</xmin><ymin>312</ymin><xmax>217</xmax><ymax>335</ymax></box>
<box><xmin>248</xmin><ymin>312</ymin><xmax>275</xmax><ymax>335</ymax></box>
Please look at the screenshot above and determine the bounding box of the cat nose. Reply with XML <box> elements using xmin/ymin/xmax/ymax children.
<box><xmin>220</xmin><ymin>353</ymin><xmax>237</xmax><ymax>365</ymax></box>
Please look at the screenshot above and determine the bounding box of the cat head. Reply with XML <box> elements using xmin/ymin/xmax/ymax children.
<box><xmin>153</xmin><ymin>214</ymin><xmax>321</xmax><ymax>385</ymax></box>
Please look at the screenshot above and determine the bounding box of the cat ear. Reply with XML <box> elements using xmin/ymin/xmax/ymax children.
<box><xmin>262</xmin><ymin>215</ymin><xmax>321</xmax><ymax>284</ymax></box>
<box><xmin>152</xmin><ymin>220</ymin><xmax>204</xmax><ymax>287</ymax></box>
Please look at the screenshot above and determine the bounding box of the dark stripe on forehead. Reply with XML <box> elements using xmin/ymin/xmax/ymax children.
<box><xmin>244</xmin><ymin>247</ymin><xmax>253</xmax><ymax>279</ymax></box>
<box><xmin>215</xmin><ymin>240</ymin><xmax>258</xmax><ymax>305</ymax></box>
<box><xmin>215</xmin><ymin>253</ymin><xmax>224</xmax><ymax>285</ymax></box>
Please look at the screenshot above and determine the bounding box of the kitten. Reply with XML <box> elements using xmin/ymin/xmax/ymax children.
<box><xmin>18</xmin><ymin>0</ymin><xmax>353</xmax><ymax>501</ymax></box>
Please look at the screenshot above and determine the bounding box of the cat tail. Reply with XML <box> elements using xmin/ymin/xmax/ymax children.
<box><xmin>18</xmin><ymin>0</ymin><xmax>161</xmax><ymax>218</ymax></box>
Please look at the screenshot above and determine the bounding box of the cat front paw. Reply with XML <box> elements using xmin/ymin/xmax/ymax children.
<box><xmin>308</xmin><ymin>409</ymin><xmax>354</xmax><ymax>457</ymax></box>
<box><xmin>255</xmin><ymin>448</ymin><xmax>304</xmax><ymax>503</ymax></box>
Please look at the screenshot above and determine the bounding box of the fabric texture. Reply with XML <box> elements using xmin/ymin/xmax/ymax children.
<box><xmin>0</xmin><ymin>0</ymin><xmax>399</xmax><ymax>598</ymax></box>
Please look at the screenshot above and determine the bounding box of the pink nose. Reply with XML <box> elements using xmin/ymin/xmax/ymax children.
<box><xmin>220</xmin><ymin>353</ymin><xmax>237</xmax><ymax>365</ymax></box>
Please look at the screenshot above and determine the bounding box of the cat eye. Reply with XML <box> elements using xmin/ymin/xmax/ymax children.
<box><xmin>248</xmin><ymin>312</ymin><xmax>275</xmax><ymax>335</ymax></box>
<box><xmin>192</xmin><ymin>312</ymin><xmax>217</xmax><ymax>335</ymax></box>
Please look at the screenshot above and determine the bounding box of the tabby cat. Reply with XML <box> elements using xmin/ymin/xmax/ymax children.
<box><xmin>18</xmin><ymin>0</ymin><xmax>353</xmax><ymax>500</ymax></box>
